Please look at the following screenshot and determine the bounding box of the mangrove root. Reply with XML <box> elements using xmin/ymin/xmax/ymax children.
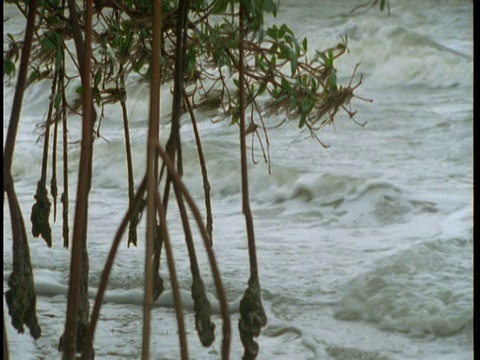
<box><xmin>152</xmin><ymin>271</ymin><xmax>164</xmax><ymax>301</ymax></box>
<box><xmin>238</xmin><ymin>276</ymin><xmax>267</xmax><ymax>360</ymax></box>
<box><xmin>61</xmin><ymin>192</ymin><xmax>69</xmax><ymax>248</ymax></box>
<box><xmin>192</xmin><ymin>276</ymin><xmax>215</xmax><ymax>346</ymax></box>
<box><xmin>5</xmin><ymin>273</ymin><xmax>41</xmax><ymax>340</ymax></box>
<box><xmin>5</xmin><ymin>211</ymin><xmax>41</xmax><ymax>340</ymax></box>
<box><xmin>58</xmin><ymin>321</ymin><xmax>94</xmax><ymax>359</ymax></box>
<box><xmin>31</xmin><ymin>181</ymin><xmax>52</xmax><ymax>247</ymax></box>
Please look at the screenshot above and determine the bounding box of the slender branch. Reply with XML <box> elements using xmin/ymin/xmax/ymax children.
<box><xmin>170</xmin><ymin>158</ymin><xmax>216</xmax><ymax>346</ymax></box>
<box><xmin>31</xmin><ymin>73</ymin><xmax>57</xmax><ymax>247</ymax></box>
<box><xmin>238</xmin><ymin>2</ymin><xmax>258</xmax><ymax>285</ymax></box>
<box><xmin>237</xmin><ymin>4</ymin><xmax>267</xmax><ymax>359</ymax></box>
<box><xmin>3</xmin><ymin>0</ymin><xmax>38</xmax><ymax>177</ymax></box>
<box><xmin>183</xmin><ymin>90</ymin><xmax>214</xmax><ymax>246</ymax></box>
<box><xmin>3</xmin><ymin>0</ymin><xmax>42</xmax><ymax>343</ymax></box>
<box><xmin>142</xmin><ymin>0</ymin><xmax>162</xmax><ymax>357</ymax></box>
<box><xmin>120</xmin><ymin>86</ymin><xmax>138</xmax><ymax>247</ymax></box>
<box><xmin>51</xmin><ymin>103</ymin><xmax>59</xmax><ymax>222</ymax></box>
<box><xmin>161</xmin><ymin>0</ymin><xmax>190</xmax><ymax>211</ymax></box>
<box><xmin>62</xmin><ymin>0</ymin><xmax>94</xmax><ymax>357</ymax></box>
<box><xmin>81</xmin><ymin>177</ymin><xmax>147</xmax><ymax>360</ymax></box>
<box><xmin>156</xmin><ymin>144</ymin><xmax>231</xmax><ymax>359</ymax></box>
<box><xmin>61</xmin><ymin>44</ymin><xmax>70</xmax><ymax>249</ymax></box>
<box><xmin>40</xmin><ymin>75</ymin><xmax>56</xmax><ymax>184</ymax></box>
<box><xmin>153</xmin><ymin>189</ymin><xmax>189</xmax><ymax>359</ymax></box>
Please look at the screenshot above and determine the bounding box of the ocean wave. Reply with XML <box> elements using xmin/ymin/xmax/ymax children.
<box><xmin>3</xmin><ymin>270</ymin><xmax>240</xmax><ymax>315</ymax></box>
<box><xmin>333</xmin><ymin>236</ymin><xmax>473</xmax><ymax>338</ymax></box>
<box><xmin>336</xmin><ymin>18</ymin><xmax>472</xmax><ymax>89</ymax></box>
<box><xmin>265</xmin><ymin>174</ymin><xmax>438</xmax><ymax>227</ymax></box>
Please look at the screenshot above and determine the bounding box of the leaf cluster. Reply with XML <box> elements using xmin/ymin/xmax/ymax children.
<box><xmin>4</xmin><ymin>0</ymin><xmax>367</xmax><ymax>153</ymax></box>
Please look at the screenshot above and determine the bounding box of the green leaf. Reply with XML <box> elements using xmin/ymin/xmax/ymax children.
<box><xmin>289</xmin><ymin>48</ymin><xmax>297</xmax><ymax>76</ymax></box>
<box><xmin>187</xmin><ymin>52</ymin><xmax>196</xmax><ymax>72</ymax></box>
<box><xmin>270</xmin><ymin>43</ymin><xmax>278</xmax><ymax>54</ymax></box>
<box><xmin>281</xmin><ymin>77</ymin><xmax>291</xmax><ymax>93</ymax></box>
<box><xmin>233</xmin><ymin>78</ymin><xmax>240</xmax><ymax>88</ymax></box>
<box><xmin>301</xmin><ymin>97</ymin><xmax>312</xmax><ymax>113</ymax></box>
<box><xmin>266</xmin><ymin>26</ymin><xmax>278</xmax><ymax>40</ymax></box>
<box><xmin>280</xmin><ymin>24</ymin><xmax>293</xmax><ymax>37</ymax></box>
<box><xmin>257</xmin><ymin>58</ymin><xmax>267</xmax><ymax>72</ymax></box>
<box><xmin>271</xmin><ymin>54</ymin><xmax>276</xmax><ymax>66</ymax></box>
<box><xmin>274</xmin><ymin>94</ymin><xmax>288</xmax><ymax>104</ymax></box>
<box><xmin>289</xmin><ymin>95</ymin><xmax>296</xmax><ymax>109</ymax></box>
<box><xmin>53</xmin><ymin>32</ymin><xmax>62</xmax><ymax>47</ymax></box>
<box><xmin>121</xmin><ymin>31</ymin><xmax>133</xmax><ymax>56</ymax></box>
<box><xmin>212</xmin><ymin>0</ymin><xmax>229</xmax><ymax>14</ymax></box>
<box><xmin>133</xmin><ymin>59</ymin><xmax>144</xmax><ymax>73</ymax></box>
<box><xmin>283</xmin><ymin>33</ymin><xmax>293</xmax><ymax>46</ymax></box>
<box><xmin>302</xmin><ymin>37</ymin><xmax>308</xmax><ymax>52</ymax></box>
<box><xmin>231</xmin><ymin>114</ymin><xmax>239</xmax><ymax>125</ymax></box>
<box><xmin>318</xmin><ymin>51</ymin><xmax>328</xmax><ymax>64</ymax></box>
<box><xmin>310</xmin><ymin>78</ymin><xmax>318</xmax><ymax>92</ymax></box>
<box><xmin>28</xmin><ymin>69</ymin><xmax>41</xmax><ymax>83</ymax></box>
<box><xmin>278</xmin><ymin>43</ymin><xmax>290</xmax><ymax>60</ymax></box>
<box><xmin>4</xmin><ymin>59</ymin><xmax>15</xmax><ymax>76</ymax></box>
<box><xmin>328</xmin><ymin>49</ymin><xmax>334</xmax><ymax>63</ymax></box>
<box><xmin>299</xmin><ymin>112</ymin><xmax>306</xmax><ymax>128</ymax></box>
<box><xmin>218</xmin><ymin>54</ymin><xmax>232</xmax><ymax>68</ymax></box>
<box><xmin>55</xmin><ymin>51</ymin><xmax>63</xmax><ymax>72</ymax></box>
<box><xmin>272</xmin><ymin>86</ymin><xmax>280</xmax><ymax>97</ymax></box>
<box><xmin>94</xmin><ymin>89</ymin><xmax>102</xmax><ymax>106</ymax></box>
<box><xmin>328</xmin><ymin>70</ymin><xmax>338</xmax><ymax>92</ymax></box>
<box><xmin>94</xmin><ymin>71</ymin><xmax>102</xmax><ymax>86</ymax></box>
<box><xmin>258</xmin><ymin>81</ymin><xmax>267</xmax><ymax>96</ymax></box>
<box><xmin>54</xmin><ymin>93</ymin><xmax>62</xmax><ymax>108</ymax></box>
<box><xmin>75</xmin><ymin>86</ymin><xmax>84</xmax><ymax>94</ymax></box>
<box><xmin>40</xmin><ymin>37</ymin><xmax>57</xmax><ymax>50</ymax></box>
<box><xmin>263</xmin><ymin>0</ymin><xmax>277</xmax><ymax>14</ymax></box>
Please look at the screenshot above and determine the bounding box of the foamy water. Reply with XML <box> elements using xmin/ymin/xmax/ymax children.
<box><xmin>3</xmin><ymin>1</ymin><xmax>473</xmax><ymax>359</ymax></box>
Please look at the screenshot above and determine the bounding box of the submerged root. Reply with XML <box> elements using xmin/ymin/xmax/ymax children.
<box><xmin>152</xmin><ymin>271</ymin><xmax>165</xmax><ymax>301</ymax></box>
<box><xmin>238</xmin><ymin>276</ymin><xmax>267</xmax><ymax>360</ymax></box>
<box><xmin>127</xmin><ymin>196</ymin><xmax>144</xmax><ymax>248</ymax></box>
<box><xmin>61</xmin><ymin>192</ymin><xmax>69</xmax><ymax>248</ymax></box>
<box><xmin>58</xmin><ymin>321</ymin><xmax>94</xmax><ymax>359</ymax></box>
<box><xmin>30</xmin><ymin>181</ymin><xmax>52</xmax><ymax>247</ymax></box>
<box><xmin>6</xmin><ymin>194</ymin><xmax>41</xmax><ymax>340</ymax></box>
<box><xmin>192</xmin><ymin>276</ymin><xmax>215</xmax><ymax>346</ymax></box>
<box><xmin>6</xmin><ymin>268</ymin><xmax>41</xmax><ymax>340</ymax></box>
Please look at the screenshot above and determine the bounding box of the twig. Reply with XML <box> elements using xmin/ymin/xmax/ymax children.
<box><xmin>62</xmin><ymin>0</ymin><xmax>94</xmax><ymax>357</ymax></box>
<box><xmin>142</xmin><ymin>0</ymin><xmax>162</xmax><ymax>357</ymax></box>
<box><xmin>3</xmin><ymin>0</ymin><xmax>42</xmax><ymax>343</ymax></box>
<box><xmin>153</xmin><ymin>189</ymin><xmax>189</xmax><ymax>359</ymax></box>
<box><xmin>156</xmin><ymin>144</ymin><xmax>231</xmax><ymax>359</ymax></box>
<box><xmin>60</xmin><ymin>42</ymin><xmax>69</xmax><ymax>249</ymax></box>
<box><xmin>120</xmin><ymin>82</ymin><xmax>138</xmax><ymax>247</ymax></box>
<box><xmin>183</xmin><ymin>90</ymin><xmax>214</xmax><ymax>246</ymax></box>
<box><xmin>238</xmin><ymin>5</ymin><xmax>267</xmax><ymax>359</ymax></box>
<box><xmin>81</xmin><ymin>177</ymin><xmax>147</xmax><ymax>360</ymax></box>
<box><xmin>51</xmin><ymin>101</ymin><xmax>59</xmax><ymax>222</ymax></box>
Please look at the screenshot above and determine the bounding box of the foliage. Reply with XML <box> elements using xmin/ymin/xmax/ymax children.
<box><xmin>4</xmin><ymin>0</ymin><xmax>366</xmax><ymax>151</ymax></box>
<box><xmin>3</xmin><ymin>0</ymin><xmax>370</xmax><ymax>358</ymax></box>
